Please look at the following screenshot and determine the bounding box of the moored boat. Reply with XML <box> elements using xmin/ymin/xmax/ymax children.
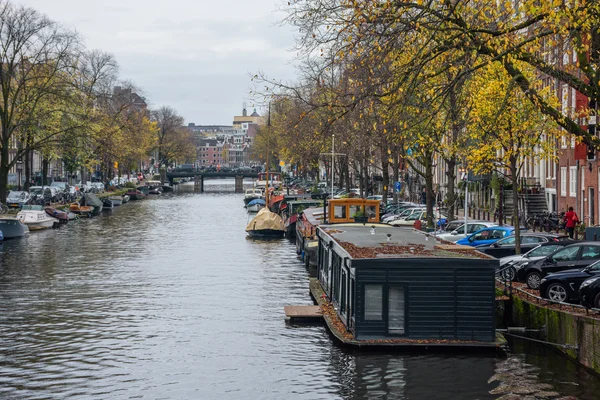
<box><xmin>245</xmin><ymin>207</ymin><xmax>286</xmax><ymax>239</ymax></box>
<box><xmin>146</xmin><ymin>180</ymin><xmax>163</xmax><ymax>195</ymax></box>
<box><xmin>0</xmin><ymin>217</ymin><xmax>29</xmax><ymax>238</ymax></box>
<box><xmin>246</xmin><ymin>198</ymin><xmax>265</xmax><ymax>213</ymax></box>
<box><xmin>121</xmin><ymin>194</ymin><xmax>130</xmax><ymax>203</ymax></box>
<box><xmin>17</xmin><ymin>206</ymin><xmax>59</xmax><ymax>230</ymax></box>
<box><xmin>69</xmin><ymin>202</ymin><xmax>93</xmax><ymax>217</ymax></box>
<box><xmin>83</xmin><ymin>193</ymin><xmax>104</xmax><ymax>215</ymax></box>
<box><xmin>44</xmin><ymin>207</ymin><xmax>69</xmax><ymax>224</ymax></box>
<box><xmin>102</xmin><ymin>198</ymin><xmax>114</xmax><ymax>210</ymax></box>
<box><xmin>243</xmin><ymin>188</ymin><xmax>263</xmax><ymax>205</ymax></box>
<box><xmin>108</xmin><ymin>196</ymin><xmax>123</xmax><ymax>206</ymax></box>
<box><xmin>126</xmin><ymin>189</ymin><xmax>145</xmax><ymax>200</ymax></box>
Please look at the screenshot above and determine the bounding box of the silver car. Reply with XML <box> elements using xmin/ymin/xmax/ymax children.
<box><xmin>435</xmin><ymin>221</ymin><xmax>497</xmax><ymax>242</ymax></box>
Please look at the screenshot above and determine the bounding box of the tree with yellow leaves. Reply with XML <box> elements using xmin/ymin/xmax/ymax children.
<box><xmin>465</xmin><ymin>62</ymin><xmax>559</xmax><ymax>253</ymax></box>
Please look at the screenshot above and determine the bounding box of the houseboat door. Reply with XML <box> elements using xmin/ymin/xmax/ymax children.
<box><xmin>387</xmin><ymin>286</ymin><xmax>406</xmax><ymax>335</ymax></box>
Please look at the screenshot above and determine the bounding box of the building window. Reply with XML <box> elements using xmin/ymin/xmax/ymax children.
<box><xmin>569</xmin><ymin>166</ymin><xmax>577</xmax><ymax>197</ymax></box>
<box><xmin>364</xmin><ymin>284</ymin><xmax>383</xmax><ymax>321</ymax></box>
<box><xmin>560</xmin><ymin>167</ymin><xmax>567</xmax><ymax>197</ymax></box>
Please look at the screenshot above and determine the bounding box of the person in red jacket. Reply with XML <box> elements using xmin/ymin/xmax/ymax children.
<box><xmin>564</xmin><ymin>206</ymin><xmax>580</xmax><ymax>239</ymax></box>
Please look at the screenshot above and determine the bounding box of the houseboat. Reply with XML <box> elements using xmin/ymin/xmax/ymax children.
<box><xmin>281</xmin><ymin>199</ymin><xmax>323</xmax><ymax>238</ymax></box>
<box><xmin>313</xmin><ymin>224</ymin><xmax>499</xmax><ymax>348</ymax></box>
<box><xmin>296</xmin><ymin>198</ymin><xmax>381</xmax><ymax>268</ymax></box>
<box><xmin>254</xmin><ymin>171</ymin><xmax>282</xmax><ymax>189</ymax></box>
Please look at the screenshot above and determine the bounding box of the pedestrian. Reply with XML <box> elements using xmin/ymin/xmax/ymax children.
<box><xmin>420</xmin><ymin>188</ymin><xmax>426</xmax><ymax>205</ymax></box>
<box><xmin>563</xmin><ymin>206</ymin><xmax>580</xmax><ymax>239</ymax></box>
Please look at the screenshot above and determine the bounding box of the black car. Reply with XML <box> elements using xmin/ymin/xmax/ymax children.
<box><xmin>475</xmin><ymin>232</ymin><xmax>567</xmax><ymax>259</ymax></box>
<box><xmin>539</xmin><ymin>261</ymin><xmax>600</xmax><ymax>303</ymax></box>
<box><xmin>579</xmin><ymin>275</ymin><xmax>600</xmax><ymax>308</ymax></box>
<box><xmin>517</xmin><ymin>242</ymin><xmax>600</xmax><ymax>289</ymax></box>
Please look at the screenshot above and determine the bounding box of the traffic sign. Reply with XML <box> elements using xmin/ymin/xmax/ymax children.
<box><xmin>394</xmin><ymin>181</ymin><xmax>402</xmax><ymax>192</ymax></box>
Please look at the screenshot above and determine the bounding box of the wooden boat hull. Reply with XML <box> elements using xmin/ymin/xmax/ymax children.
<box><xmin>44</xmin><ymin>207</ymin><xmax>69</xmax><ymax>223</ymax></box>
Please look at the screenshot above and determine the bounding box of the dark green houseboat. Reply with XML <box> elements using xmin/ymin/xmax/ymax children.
<box><xmin>315</xmin><ymin>225</ymin><xmax>499</xmax><ymax>346</ymax></box>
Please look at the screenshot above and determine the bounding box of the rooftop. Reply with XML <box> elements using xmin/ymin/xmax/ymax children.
<box><xmin>319</xmin><ymin>224</ymin><xmax>492</xmax><ymax>259</ymax></box>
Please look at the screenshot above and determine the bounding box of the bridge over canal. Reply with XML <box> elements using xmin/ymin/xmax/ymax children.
<box><xmin>165</xmin><ymin>171</ymin><xmax>259</xmax><ymax>192</ymax></box>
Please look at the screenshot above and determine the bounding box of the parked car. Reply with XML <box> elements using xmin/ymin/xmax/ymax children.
<box><xmin>435</xmin><ymin>221</ymin><xmax>496</xmax><ymax>242</ymax></box>
<box><xmin>518</xmin><ymin>242</ymin><xmax>600</xmax><ymax>289</ymax></box>
<box><xmin>498</xmin><ymin>240</ymin><xmax>578</xmax><ymax>280</ymax></box>
<box><xmin>385</xmin><ymin>207</ymin><xmax>425</xmax><ymax>224</ymax></box>
<box><xmin>579</xmin><ymin>275</ymin><xmax>600</xmax><ymax>308</ymax></box>
<box><xmin>389</xmin><ymin>211</ymin><xmax>448</xmax><ymax>227</ymax></box>
<box><xmin>455</xmin><ymin>226</ymin><xmax>515</xmax><ymax>247</ymax></box>
<box><xmin>539</xmin><ymin>260</ymin><xmax>600</xmax><ymax>303</ymax></box>
<box><xmin>6</xmin><ymin>190</ymin><xmax>31</xmax><ymax>208</ymax></box>
<box><xmin>474</xmin><ymin>232</ymin><xmax>567</xmax><ymax>259</ymax></box>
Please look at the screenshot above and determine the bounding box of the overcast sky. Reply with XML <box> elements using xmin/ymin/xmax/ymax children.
<box><xmin>17</xmin><ymin>0</ymin><xmax>298</xmax><ymax>125</ymax></box>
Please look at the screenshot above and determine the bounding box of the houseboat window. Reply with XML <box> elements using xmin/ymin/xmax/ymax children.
<box><xmin>364</xmin><ymin>284</ymin><xmax>383</xmax><ymax>320</ymax></box>
<box><xmin>388</xmin><ymin>286</ymin><xmax>406</xmax><ymax>335</ymax></box>
<box><xmin>334</xmin><ymin>206</ymin><xmax>346</xmax><ymax>219</ymax></box>
<box><xmin>366</xmin><ymin>206</ymin><xmax>377</xmax><ymax>219</ymax></box>
<box><xmin>340</xmin><ymin>270</ymin><xmax>347</xmax><ymax>314</ymax></box>
<box><xmin>349</xmin><ymin>278</ymin><xmax>355</xmax><ymax>322</ymax></box>
<box><xmin>332</xmin><ymin>253</ymin><xmax>341</xmax><ymax>302</ymax></box>
<box><xmin>349</xmin><ymin>205</ymin><xmax>361</xmax><ymax>217</ymax></box>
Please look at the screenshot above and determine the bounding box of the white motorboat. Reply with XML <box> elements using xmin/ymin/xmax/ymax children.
<box><xmin>16</xmin><ymin>205</ymin><xmax>59</xmax><ymax>230</ymax></box>
<box><xmin>0</xmin><ymin>217</ymin><xmax>29</xmax><ymax>238</ymax></box>
<box><xmin>244</xmin><ymin>188</ymin><xmax>263</xmax><ymax>205</ymax></box>
<box><xmin>246</xmin><ymin>198</ymin><xmax>266</xmax><ymax>212</ymax></box>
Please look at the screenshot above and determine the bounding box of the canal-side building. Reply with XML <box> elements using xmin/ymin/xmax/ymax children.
<box><xmin>315</xmin><ymin>225</ymin><xmax>497</xmax><ymax>342</ymax></box>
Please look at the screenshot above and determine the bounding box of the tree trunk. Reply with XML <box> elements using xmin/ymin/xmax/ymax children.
<box><xmin>42</xmin><ymin>158</ymin><xmax>49</xmax><ymax>186</ymax></box>
<box><xmin>425</xmin><ymin>150</ymin><xmax>435</xmax><ymax>229</ymax></box>
<box><xmin>511</xmin><ymin>158</ymin><xmax>521</xmax><ymax>254</ymax></box>
<box><xmin>24</xmin><ymin>149</ymin><xmax>31</xmax><ymax>191</ymax></box>
<box><xmin>382</xmin><ymin>156</ymin><xmax>390</xmax><ymax>204</ymax></box>
<box><xmin>393</xmin><ymin>152</ymin><xmax>399</xmax><ymax>203</ymax></box>
<box><xmin>0</xmin><ymin>138</ymin><xmax>9</xmax><ymax>201</ymax></box>
<box><xmin>445</xmin><ymin>156</ymin><xmax>456</xmax><ymax>221</ymax></box>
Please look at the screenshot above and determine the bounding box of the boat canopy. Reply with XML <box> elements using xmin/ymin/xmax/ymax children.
<box><xmin>84</xmin><ymin>193</ymin><xmax>104</xmax><ymax>208</ymax></box>
<box><xmin>245</xmin><ymin>208</ymin><xmax>285</xmax><ymax>232</ymax></box>
<box><xmin>247</xmin><ymin>199</ymin><xmax>266</xmax><ymax>206</ymax></box>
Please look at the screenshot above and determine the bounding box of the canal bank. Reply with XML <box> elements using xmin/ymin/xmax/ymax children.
<box><xmin>506</xmin><ymin>288</ymin><xmax>600</xmax><ymax>375</ymax></box>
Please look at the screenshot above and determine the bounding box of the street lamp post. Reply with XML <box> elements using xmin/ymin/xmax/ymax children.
<box><xmin>16</xmin><ymin>159</ymin><xmax>23</xmax><ymax>191</ymax></box>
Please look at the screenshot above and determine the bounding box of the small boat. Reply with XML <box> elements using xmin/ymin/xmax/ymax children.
<box><xmin>126</xmin><ymin>189</ymin><xmax>145</xmax><ymax>200</ymax></box>
<box><xmin>161</xmin><ymin>185</ymin><xmax>174</xmax><ymax>192</ymax></box>
<box><xmin>102</xmin><ymin>198</ymin><xmax>114</xmax><ymax>210</ymax></box>
<box><xmin>0</xmin><ymin>217</ymin><xmax>29</xmax><ymax>238</ymax></box>
<box><xmin>17</xmin><ymin>205</ymin><xmax>59</xmax><ymax>230</ymax></box>
<box><xmin>122</xmin><ymin>194</ymin><xmax>130</xmax><ymax>203</ymax></box>
<box><xmin>108</xmin><ymin>196</ymin><xmax>123</xmax><ymax>206</ymax></box>
<box><xmin>244</xmin><ymin>188</ymin><xmax>263</xmax><ymax>205</ymax></box>
<box><xmin>83</xmin><ymin>193</ymin><xmax>104</xmax><ymax>215</ymax></box>
<box><xmin>69</xmin><ymin>202</ymin><xmax>93</xmax><ymax>217</ymax></box>
<box><xmin>44</xmin><ymin>207</ymin><xmax>69</xmax><ymax>224</ymax></box>
<box><xmin>146</xmin><ymin>180</ymin><xmax>163</xmax><ymax>195</ymax></box>
<box><xmin>245</xmin><ymin>207</ymin><xmax>286</xmax><ymax>239</ymax></box>
<box><xmin>246</xmin><ymin>198</ymin><xmax>266</xmax><ymax>213</ymax></box>
<box><xmin>137</xmin><ymin>185</ymin><xmax>150</xmax><ymax>195</ymax></box>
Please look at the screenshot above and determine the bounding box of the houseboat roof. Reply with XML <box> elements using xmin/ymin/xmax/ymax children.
<box><xmin>317</xmin><ymin>224</ymin><xmax>493</xmax><ymax>260</ymax></box>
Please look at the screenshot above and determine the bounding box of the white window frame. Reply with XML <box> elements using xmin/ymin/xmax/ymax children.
<box><xmin>569</xmin><ymin>166</ymin><xmax>577</xmax><ymax>197</ymax></box>
<box><xmin>560</xmin><ymin>167</ymin><xmax>567</xmax><ymax>197</ymax></box>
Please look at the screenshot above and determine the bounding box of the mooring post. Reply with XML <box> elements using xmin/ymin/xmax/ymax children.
<box><xmin>200</xmin><ymin>175</ymin><xmax>204</xmax><ymax>193</ymax></box>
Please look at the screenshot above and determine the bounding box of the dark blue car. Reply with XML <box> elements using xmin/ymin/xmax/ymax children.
<box><xmin>540</xmin><ymin>261</ymin><xmax>600</xmax><ymax>303</ymax></box>
<box><xmin>455</xmin><ymin>226</ymin><xmax>515</xmax><ymax>247</ymax></box>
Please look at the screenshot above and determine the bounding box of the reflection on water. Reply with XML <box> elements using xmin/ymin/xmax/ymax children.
<box><xmin>0</xmin><ymin>180</ymin><xmax>598</xmax><ymax>399</ymax></box>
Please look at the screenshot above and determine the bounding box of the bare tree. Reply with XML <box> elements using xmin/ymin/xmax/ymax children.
<box><xmin>150</xmin><ymin>106</ymin><xmax>186</xmax><ymax>167</ymax></box>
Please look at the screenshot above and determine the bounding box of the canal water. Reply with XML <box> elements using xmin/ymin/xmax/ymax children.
<box><xmin>0</xmin><ymin>180</ymin><xmax>599</xmax><ymax>399</ymax></box>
